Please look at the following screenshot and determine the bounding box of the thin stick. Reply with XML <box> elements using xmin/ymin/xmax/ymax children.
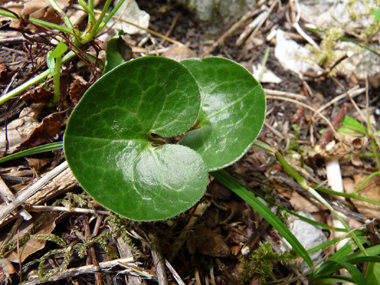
<box><xmin>23</xmin><ymin>257</ymin><xmax>135</xmax><ymax>285</ymax></box>
<box><xmin>27</xmin><ymin>205</ymin><xmax>110</xmax><ymax>215</ymax></box>
<box><xmin>291</xmin><ymin>0</ymin><xmax>319</xmax><ymax>50</ymax></box>
<box><xmin>149</xmin><ymin>234</ymin><xmax>168</xmax><ymax>285</ymax></box>
<box><xmin>238</xmin><ymin>0</ymin><xmax>279</xmax><ymax>61</ymax></box>
<box><xmin>263</xmin><ymin>88</ymin><xmax>306</xmax><ymax>100</ymax></box>
<box><xmin>0</xmin><ymin>161</ymin><xmax>69</xmax><ymax>222</ymax></box>
<box><xmin>315</xmin><ymin>102</ymin><xmax>351</xmax><ymax>152</ymax></box>
<box><xmin>165</xmin><ymin>259</ymin><xmax>186</xmax><ymax>285</ymax></box>
<box><xmin>160</xmin><ymin>13</ymin><xmax>181</xmax><ymax>46</ymax></box>
<box><xmin>266</xmin><ymin>95</ymin><xmax>337</xmax><ymax>136</ymax></box>
<box><xmin>0</xmin><ymin>177</ymin><xmax>32</xmax><ymax>220</ymax></box>
<box><xmin>315</xmin><ymin>86</ymin><xmax>364</xmax><ymax>115</ymax></box>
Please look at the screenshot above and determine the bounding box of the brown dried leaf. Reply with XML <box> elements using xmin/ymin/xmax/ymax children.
<box><xmin>0</xmin><ymin>258</ymin><xmax>15</xmax><ymax>283</ymax></box>
<box><xmin>3</xmin><ymin>212</ymin><xmax>58</xmax><ymax>262</ymax></box>
<box><xmin>345</xmin><ymin>175</ymin><xmax>380</xmax><ymax>218</ymax></box>
<box><xmin>7</xmin><ymin>0</ymin><xmax>69</xmax><ymax>31</ymax></box>
<box><xmin>162</xmin><ymin>45</ymin><xmax>196</xmax><ymax>62</ymax></box>
<box><xmin>69</xmin><ymin>78</ymin><xmax>91</xmax><ymax>104</ymax></box>
<box><xmin>17</xmin><ymin>112</ymin><xmax>64</xmax><ymax>150</ymax></box>
<box><xmin>0</xmin><ymin>63</ymin><xmax>8</xmax><ymax>80</ymax></box>
<box><xmin>0</xmin><ymin>104</ymin><xmax>44</xmax><ymax>155</ymax></box>
<box><xmin>289</xmin><ymin>192</ymin><xmax>327</xmax><ymax>212</ymax></box>
<box><xmin>22</xmin><ymin>87</ymin><xmax>53</xmax><ymax>105</ymax></box>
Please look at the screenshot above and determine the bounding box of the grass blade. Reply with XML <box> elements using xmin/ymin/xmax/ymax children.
<box><xmin>210</xmin><ymin>170</ymin><xmax>313</xmax><ymax>267</ymax></box>
<box><xmin>0</xmin><ymin>141</ymin><xmax>63</xmax><ymax>164</ymax></box>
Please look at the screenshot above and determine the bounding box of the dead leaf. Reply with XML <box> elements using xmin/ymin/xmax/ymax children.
<box><xmin>69</xmin><ymin>78</ymin><xmax>91</xmax><ymax>104</ymax></box>
<box><xmin>17</xmin><ymin>112</ymin><xmax>64</xmax><ymax>150</ymax></box>
<box><xmin>344</xmin><ymin>175</ymin><xmax>380</xmax><ymax>218</ymax></box>
<box><xmin>162</xmin><ymin>45</ymin><xmax>196</xmax><ymax>62</ymax></box>
<box><xmin>26</xmin><ymin>157</ymin><xmax>52</xmax><ymax>170</ymax></box>
<box><xmin>22</xmin><ymin>87</ymin><xmax>53</xmax><ymax>105</ymax></box>
<box><xmin>6</xmin><ymin>0</ymin><xmax>69</xmax><ymax>31</ymax></box>
<box><xmin>0</xmin><ymin>212</ymin><xmax>58</xmax><ymax>262</ymax></box>
<box><xmin>194</xmin><ymin>224</ymin><xmax>229</xmax><ymax>257</ymax></box>
<box><xmin>0</xmin><ymin>258</ymin><xmax>15</xmax><ymax>283</ymax></box>
<box><xmin>289</xmin><ymin>192</ymin><xmax>327</xmax><ymax>212</ymax></box>
<box><xmin>0</xmin><ymin>63</ymin><xmax>8</xmax><ymax>80</ymax></box>
<box><xmin>0</xmin><ymin>104</ymin><xmax>44</xmax><ymax>155</ymax></box>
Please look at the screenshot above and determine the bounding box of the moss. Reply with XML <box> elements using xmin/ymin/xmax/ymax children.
<box><xmin>240</xmin><ymin>242</ymin><xmax>298</xmax><ymax>284</ymax></box>
<box><xmin>306</xmin><ymin>26</ymin><xmax>344</xmax><ymax>70</ymax></box>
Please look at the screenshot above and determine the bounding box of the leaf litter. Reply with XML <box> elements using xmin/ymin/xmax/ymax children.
<box><xmin>0</xmin><ymin>0</ymin><xmax>380</xmax><ymax>284</ymax></box>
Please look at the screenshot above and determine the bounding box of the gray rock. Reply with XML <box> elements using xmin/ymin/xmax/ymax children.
<box><xmin>173</xmin><ymin>0</ymin><xmax>256</xmax><ymax>34</ymax></box>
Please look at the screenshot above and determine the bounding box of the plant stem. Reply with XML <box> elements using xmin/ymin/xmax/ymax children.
<box><xmin>0</xmin><ymin>10</ymin><xmax>73</xmax><ymax>34</ymax></box>
<box><xmin>0</xmin><ymin>51</ymin><xmax>76</xmax><ymax>105</ymax></box>
<box><xmin>96</xmin><ymin>0</ymin><xmax>127</xmax><ymax>35</ymax></box>
<box><xmin>50</xmin><ymin>55</ymin><xmax>62</xmax><ymax>106</ymax></box>
<box><xmin>48</xmin><ymin>0</ymin><xmax>74</xmax><ymax>31</ymax></box>
<box><xmin>78</xmin><ymin>0</ymin><xmax>96</xmax><ymax>29</ymax></box>
<box><xmin>90</xmin><ymin>0</ymin><xmax>115</xmax><ymax>40</ymax></box>
<box><xmin>354</xmin><ymin>171</ymin><xmax>380</xmax><ymax>194</ymax></box>
<box><xmin>253</xmin><ymin>141</ymin><xmax>368</xmax><ymax>256</ymax></box>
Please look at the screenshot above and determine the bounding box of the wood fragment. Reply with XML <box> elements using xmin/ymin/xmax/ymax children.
<box><xmin>149</xmin><ymin>234</ymin><xmax>168</xmax><ymax>285</ymax></box>
<box><xmin>83</xmin><ymin>216</ymin><xmax>103</xmax><ymax>285</ymax></box>
<box><xmin>0</xmin><ymin>161</ymin><xmax>69</xmax><ymax>223</ymax></box>
<box><xmin>23</xmin><ymin>257</ymin><xmax>135</xmax><ymax>285</ymax></box>
<box><xmin>160</xmin><ymin>13</ymin><xmax>180</xmax><ymax>46</ymax></box>
<box><xmin>0</xmin><ymin>176</ymin><xmax>31</xmax><ymax>220</ymax></box>
<box><xmin>116</xmin><ymin>233</ymin><xmax>143</xmax><ymax>285</ymax></box>
<box><xmin>165</xmin><ymin>259</ymin><xmax>186</xmax><ymax>285</ymax></box>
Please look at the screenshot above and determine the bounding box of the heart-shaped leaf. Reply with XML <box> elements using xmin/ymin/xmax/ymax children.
<box><xmin>64</xmin><ymin>57</ymin><xmax>208</xmax><ymax>221</ymax></box>
<box><xmin>180</xmin><ymin>57</ymin><xmax>266</xmax><ymax>171</ymax></box>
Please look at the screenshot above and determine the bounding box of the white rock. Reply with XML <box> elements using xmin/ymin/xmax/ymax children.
<box><xmin>280</xmin><ymin>210</ymin><xmax>327</xmax><ymax>272</ymax></box>
<box><xmin>274</xmin><ymin>29</ymin><xmax>320</xmax><ymax>75</ymax></box>
<box><xmin>107</xmin><ymin>0</ymin><xmax>150</xmax><ymax>35</ymax></box>
<box><xmin>252</xmin><ymin>63</ymin><xmax>282</xmax><ymax>84</ymax></box>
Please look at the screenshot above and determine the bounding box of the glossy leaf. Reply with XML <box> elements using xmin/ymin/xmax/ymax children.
<box><xmin>180</xmin><ymin>57</ymin><xmax>266</xmax><ymax>171</ymax></box>
<box><xmin>64</xmin><ymin>57</ymin><xmax>208</xmax><ymax>221</ymax></box>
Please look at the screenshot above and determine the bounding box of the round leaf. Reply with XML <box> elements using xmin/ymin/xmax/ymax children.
<box><xmin>180</xmin><ymin>57</ymin><xmax>266</xmax><ymax>171</ymax></box>
<box><xmin>64</xmin><ymin>56</ymin><xmax>208</xmax><ymax>221</ymax></box>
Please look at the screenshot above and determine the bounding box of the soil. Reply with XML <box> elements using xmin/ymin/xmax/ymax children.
<box><xmin>0</xmin><ymin>0</ymin><xmax>380</xmax><ymax>284</ymax></box>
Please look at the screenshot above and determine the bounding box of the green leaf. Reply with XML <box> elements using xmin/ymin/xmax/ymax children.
<box><xmin>49</xmin><ymin>42</ymin><xmax>68</xmax><ymax>58</ymax></box>
<box><xmin>64</xmin><ymin>57</ymin><xmax>208</xmax><ymax>221</ymax></box>
<box><xmin>180</xmin><ymin>58</ymin><xmax>266</xmax><ymax>171</ymax></box>
<box><xmin>372</xmin><ymin>9</ymin><xmax>380</xmax><ymax>21</ymax></box>
<box><xmin>337</xmin><ymin>126</ymin><xmax>364</xmax><ymax>136</ymax></box>
<box><xmin>366</xmin><ymin>262</ymin><xmax>380</xmax><ymax>284</ymax></box>
<box><xmin>47</xmin><ymin>42</ymin><xmax>68</xmax><ymax>77</ymax></box>
<box><xmin>103</xmin><ymin>30</ymin><xmax>132</xmax><ymax>74</ymax></box>
<box><xmin>210</xmin><ymin>170</ymin><xmax>313</xmax><ymax>268</ymax></box>
<box><xmin>341</xmin><ymin>115</ymin><xmax>367</xmax><ymax>134</ymax></box>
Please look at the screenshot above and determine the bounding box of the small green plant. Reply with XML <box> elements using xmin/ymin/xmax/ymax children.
<box><xmin>0</xmin><ymin>0</ymin><xmax>126</xmax><ymax>105</ymax></box>
<box><xmin>63</xmin><ymin>56</ymin><xmax>266</xmax><ymax>221</ymax></box>
<box><xmin>240</xmin><ymin>242</ymin><xmax>298</xmax><ymax>284</ymax></box>
<box><xmin>63</xmin><ymin>56</ymin><xmax>314</xmax><ymax>267</ymax></box>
